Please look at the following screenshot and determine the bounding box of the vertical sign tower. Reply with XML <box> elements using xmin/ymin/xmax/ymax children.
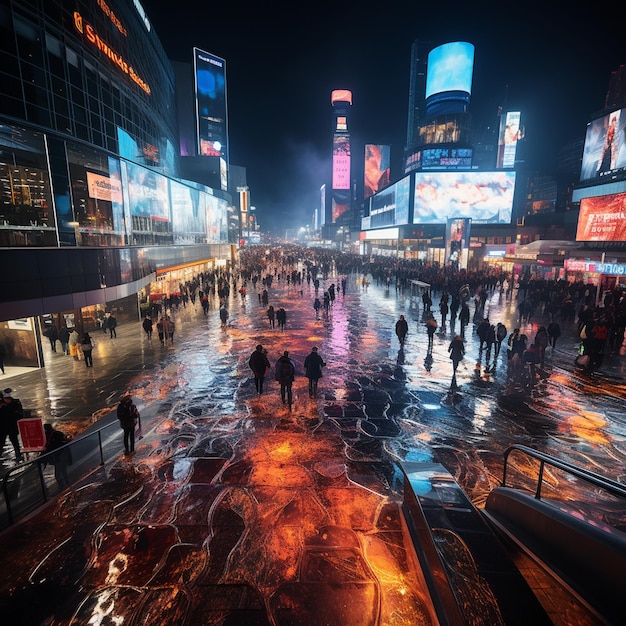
<box><xmin>330</xmin><ymin>90</ymin><xmax>352</xmax><ymax>223</ymax></box>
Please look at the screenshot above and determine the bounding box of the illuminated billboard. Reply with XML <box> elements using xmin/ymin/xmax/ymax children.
<box><xmin>445</xmin><ymin>218</ymin><xmax>471</xmax><ymax>269</ymax></box>
<box><xmin>576</xmin><ymin>192</ymin><xmax>626</xmax><ymax>241</ymax></box>
<box><xmin>332</xmin><ymin>136</ymin><xmax>351</xmax><ymax>190</ymax></box>
<box><xmin>170</xmin><ymin>179</ymin><xmax>206</xmax><ymax>243</ymax></box>
<box><xmin>413</xmin><ymin>171</ymin><xmax>515</xmax><ymax>224</ymax></box>
<box><xmin>368</xmin><ymin>175</ymin><xmax>410</xmax><ymax>228</ymax></box>
<box><xmin>425</xmin><ymin>42</ymin><xmax>474</xmax><ymax>100</ymax></box>
<box><xmin>580</xmin><ymin>108</ymin><xmax>626</xmax><ymax>181</ymax></box>
<box><xmin>194</xmin><ymin>48</ymin><xmax>228</xmax><ymax>162</ymax></box>
<box><xmin>496</xmin><ymin>111</ymin><xmax>522</xmax><ymax>169</ymax></box>
<box><xmin>364</xmin><ymin>144</ymin><xmax>391</xmax><ymax>199</ymax></box>
<box><xmin>125</xmin><ymin>162</ymin><xmax>170</xmax><ymax>221</ymax></box>
<box><xmin>332</xmin><ymin>189</ymin><xmax>350</xmax><ymax>222</ymax></box>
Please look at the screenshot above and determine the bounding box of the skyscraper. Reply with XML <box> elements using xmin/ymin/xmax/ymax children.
<box><xmin>330</xmin><ymin>90</ymin><xmax>352</xmax><ymax>223</ymax></box>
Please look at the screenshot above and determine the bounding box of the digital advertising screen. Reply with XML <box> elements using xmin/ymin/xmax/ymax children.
<box><xmin>125</xmin><ymin>162</ymin><xmax>170</xmax><ymax>221</ymax></box>
<box><xmin>580</xmin><ymin>108</ymin><xmax>626</xmax><ymax>182</ymax></box>
<box><xmin>364</xmin><ymin>144</ymin><xmax>391</xmax><ymax>199</ymax></box>
<box><xmin>425</xmin><ymin>42</ymin><xmax>474</xmax><ymax>100</ymax></box>
<box><xmin>170</xmin><ymin>180</ymin><xmax>206</xmax><ymax>242</ymax></box>
<box><xmin>194</xmin><ymin>48</ymin><xmax>228</xmax><ymax>161</ymax></box>
<box><xmin>576</xmin><ymin>192</ymin><xmax>626</xmax><ymax>241</ymax></box>
<box><xmin>369</xmin><ymin>175</ymin><xmax>410</xmax><ymax>228</ymax></box>
<box><xmin>413</xmin><ymin>171</ymin><xmax>515</xmax><ymax>224</ymax></box>
<box><xmin>421</xmin><ymin>147</ymin><xmax>473</xmax><ymax>169</ymax></box>
<box><xmin>332</xmin><ymin>189</ymin><xmax>350</xmax><ymax>222</ymax></box>
<box><xmin>496</xmin><ymin>111</ymin><xmax>522</xmax><ymax>169</ymax></box>
<box><xmin>445</xmin><ymin>217</ymin><xmax>471</xmax><ymax>269</ymax></box>
<box><xmin>332</xmin><ymin>135</ymin><xmax>351</xmax><ymax>190</ymax></box>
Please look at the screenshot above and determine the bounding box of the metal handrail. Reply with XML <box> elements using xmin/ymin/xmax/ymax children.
<box><xmin>501</xmin><ymin>444</ymin><xmax>626</xmax><ymax>501</ymax></box>
<box><xmin>1</xmin><ymin>424</ymin><xmax>113</xmax><ymax>527</ymax></box>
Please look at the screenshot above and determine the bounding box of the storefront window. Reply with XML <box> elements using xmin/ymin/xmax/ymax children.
<box><xmin>0</xmin><ymin>124</ymin><xmax>57</xmax><ymax>246</ymax></box>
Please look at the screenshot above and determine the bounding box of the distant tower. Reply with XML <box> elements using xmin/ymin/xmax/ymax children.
<box><xmin>330</xmin><ymin>90</ymin><xmax>352</xmax><ymax>223</ymax></box>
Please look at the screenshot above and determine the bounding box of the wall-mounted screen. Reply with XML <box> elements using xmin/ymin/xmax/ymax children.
<box><xmin>580</xmin><ymin>108</ymin><xmax>626</xmax><ymax>182</ymax></box>
<box><xmin>576</xmin><ymin>192</ymin><xmax>626</xmax><ymax>241</ymax></box>
<box><xmin>496</xmin><ymin>111</ymin><xmax>522</xmax><ymax>169</ymax></box>
<box><xmin>364</xmin><ymin>144</ymin><xmax>391</xmax><ymax>198</ymax></box>
<box><xmin>413</xmin><ymin>171</ymin><xmax>515</xmax><ymax>224</ymax></box>
<box><xmin>194</xmin><ymin>48</ymin><xmax>228</xmax><ymax>162</ymax></box>
<box><xmin>368</xmin><ymin>175</ymin><xmax>410</xmax><ymax>228</ymax></box>
<box><xmin>332</xmin><ymin>135</ymin><xmax>351</xmax><ymax>190</ymax></box>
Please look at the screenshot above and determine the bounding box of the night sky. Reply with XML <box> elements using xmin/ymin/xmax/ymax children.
<box><xmin>142</xmin><ymin>0</ymin><xmax>626</xmax><ymax>232</ymax></box>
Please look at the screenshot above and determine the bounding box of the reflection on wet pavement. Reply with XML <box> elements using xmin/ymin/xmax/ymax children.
<box><xmin>1</xmin><ymin>269</ymin><xmax>625</xmax><ymax>624</ymax></box>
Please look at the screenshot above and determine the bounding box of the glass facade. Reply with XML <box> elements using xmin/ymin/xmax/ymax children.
<box><xmin>0</xmin><ymin>0</ymin><xmax>229</xmax><ymax>251</ymax></box>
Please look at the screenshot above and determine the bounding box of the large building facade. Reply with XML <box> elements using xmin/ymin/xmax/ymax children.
<box><xmin>0</xmin><ymin>0</ymin><xmax>235</xmax><ymax>369</ymax></box>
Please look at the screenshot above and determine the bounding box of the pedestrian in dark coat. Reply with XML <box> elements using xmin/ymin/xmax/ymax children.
<box><xmin>395</xmin><ymin>315</ymin><xmax>409</xmax><ymax>347</ymax></box>
<box><xmin>547</xmin><ymin>321</ymin><xmax>561</xmax><ymax>350</ymax></box>
<box><xmin>267</xmin><ymin>306</ymin><xmax>276</xmax><ymax>328</ymax></box>
<box><xmin>304</xmin><ymin>347</ymin><xmax>326</xmax><ymax>397</ymax></box>
<box><xmin>426</xmin><ymin>314</ymin><xmax>438</xmax><ymax>351</ymax></box>
<box><xmin>448</xmin><ymin>335</ymin><xmax>465</xmax><ymax>383</ymax></box>
<box><xmin>43</xmin><ymin>423</ymin><xmax>72</xmax><ymax>489</ymax></box>
<box><xmin>58</xmin><ymin>326</ymin><xmax>70</xmax><ymax>355</ymax></box>
<box><xmin>275</xmin><ymin>351</ymin><xmax>296</xmax><ymax>408</ymax></box>
<box><xmin>0</xmin><ymin>388</ymin><xmax>23</xmax><ymax>462</ymax></box>
<box><xmin>276</xmin><ymin>307</ymin><xmax>287</xmax><ymax>331</ymax></box>
<box><xmin>44</xmin><ymin>324</ymin><xmax>58</xmax><ymax>352</ymax></box>
<box><xmin>142</xmin><ymin>315</ymin><xmax>153</xmax><ymax>339</ymax></box>
<box><xmin>80</xmin><ymin>333</ymin><xmax>94</xmax><ymax>368</ymax></box>
<box><xmin>117</xmin><ymin>394</ymin><xmax>139</xmax><ymax>454</ymax></box>
<box><xmin>476</xmin><ymin>318</ymin><xmax>490</xmax><ymax>352</ymax></box>
<box><xmin>107</xmin><ymin>314</ymin><xmax>117</xmax><ymax>338</ymax></box>
<box><xmin>534</xmin><ymin>326</ymin><xmax>549</xmax><ymax>367</ymax></box>
<box><xmin>249</xmin><ymin>344</ymin><xmax>271</xmax><ymax>394</ymax></box>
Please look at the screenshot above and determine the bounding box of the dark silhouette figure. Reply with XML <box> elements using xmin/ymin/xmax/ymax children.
<box><xmin>275</xmin><ymin>351</ymin><xmax>296</xmax><ymax>409</ymax></box>
<box><xmin>117</xmin><ymin>394</ymin><xmax>139</xmax><ymax>454</ymax></box>
<box><xmin>395</xmin><ymin>315</ymin><xmax>408</xmax><ymax>347</ymax></box>
<box><xmin>249</xmin><ymin>344</ymin><xmax>271</xmax><ymax>395</ymax></box>
<box><xmin>304</xmin><ymin>346</ymin><xmax>326</xmax><ymax>397</ymax></box>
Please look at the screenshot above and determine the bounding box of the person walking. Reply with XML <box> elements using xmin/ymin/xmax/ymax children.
<box><xmin>534</xmin><ymin>325</ymin><xmax>549</xmax><ymax>368</ymax></box>
<box><xmin>426</xmin><ymin>313</ymin><xmax>438</xmax><ymax>352</ymax></box>
<box><xmin>219</xmin><ymin>306</ymin><xmax>229</xmax><ymax>327</ymax></box>
<box><xmin>44</xmin><ymin>324</ymin><xmax>58</xmax><ymax>352</ymax></box>
<box><xmin>0</xmin><ymin>388</ymin><xmax>23</xmax><ymax>462</ymax></box>
<box><xmin>422</xmin><ymin>289</ymin><xmax>432</xmax><ymax>312</ymax></box>
<box><xmin>164</xmin><ymin>317</ymin><xmax>175</xmax><ymax>344</ymax></box>
<box><xmin>395</xmin><ymin>315</ymin><xmax>409</xmax><ymax>347</ymax></box>
<box><xmin>448</xmin><ymin>335</ymin><xmax>465</xmax><ymax>387</ymax></box>
<box><xmin>142</xmin><ymin>315</ymin><xmax>153</xmax><ymax>339</ymax></box>
<box><xmin>439</xmin><ymin>293</ymin><xmax>449</xmax><ymax>327</ymax></box>
<box><xmin>68</xmin><ymin>327</ymin><xmax>81</xmax><ymax>360</ymax></box>
<box><xmin>304</xmin><ymin>346</ymin><xmax>326</xmax><ymax>398</ymax></box>
<box><xmin>476</xmin><ymin>317</ymin><xmax>491</xmax><ymax>353</ymax></box>
<box><xmin>547</xmin><ymin>320</ymin><xmax>561</xmax><ymax>350</ymax></box>
<box><xmin>276</xmin><ymin>307</ymin><xmax>287</xmax><ymax>331</ymax></box>
<box><xmin>275</xmin><ymin>350</ymin><xmax>296</xmax><ymax>409</ymax></box>
<box><xmin>157</xmin><ymin>316</ymin><xmax>165</xmax><ymax>344</ymax></box>
<box><xmin>248</xmin><ymin>344</ymin><xmax>271</xmax><ymax>395</ymax></box>
<box><xmin>80</xmin><ymin>332</ymin><xmax>95</xmax><ymax>368</ymax></box>
<box><xmin>58</xmin><ymin>325</ymin><xmax>70</xmax><ymax>355</ymax></box>
<box><xmin>267</xmin><ymin>305</ymin><xmax>276</xmax><ymax>328</ymax></box>
<box><xmin>43</xmin><ymin>423</ymin><xmax>72</xmax><ymax>489</ymax></box>
<box><xmin>313</xmin><ymin>297</ymin><xmax>321</xmax><ymax>320</ymax></box>
<box><xmin>107</xmin><ymin>313</ymin><xmax>118</xmax><ymax>338</ymax></box>
<box><xmin>117</xmin><ymin>394</ymin><xmax>140</xmax><ymax>455</ymax></box>
<box><xmin>459</xmin><ymin>302</ymin><xmax>470</xmax><ymax>338</ymax></box>
<box><xmin>494</xmin><ymin>322</ymin><xmax>508</xmax><ymax>363</ymax></box>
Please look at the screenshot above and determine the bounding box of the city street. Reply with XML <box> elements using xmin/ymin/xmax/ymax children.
<box><xmin>0</xmin><ymin>265</ymin><xmax>624</xmax><ymax>624</ymax></box>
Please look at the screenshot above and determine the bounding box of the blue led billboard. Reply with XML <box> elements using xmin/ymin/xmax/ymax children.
<box><xmin>425</xmin><ymin>42</ymin><xmax>474</xmax><ymax>100</ymax></box>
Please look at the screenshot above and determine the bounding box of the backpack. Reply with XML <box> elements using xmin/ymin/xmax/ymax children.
<box><xmin>496</xmin><ymin>324</ymin><xmax>507</xmax><ymax>342</ymax></box>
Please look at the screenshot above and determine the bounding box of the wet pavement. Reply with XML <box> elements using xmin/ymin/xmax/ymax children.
<box><xmin>1</xmin><ymin>268</ymin><xmax>625</xmax><ymax>624</ymax></box>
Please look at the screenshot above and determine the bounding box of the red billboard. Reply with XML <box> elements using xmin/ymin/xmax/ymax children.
<box><xmin>576</xmin><ymin>192</ymin><xmax>626</xmax><ymax>241</ymax></box>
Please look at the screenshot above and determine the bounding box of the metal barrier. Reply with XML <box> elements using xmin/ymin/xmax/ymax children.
<box><xmin>0</xmin><ymin>420</ymin><xmax>122</xmax><ymax>530</ymax></box>
<box><xmin>501</xmin><ymin>444</ymin><xmax>626</xmax><ymax>502</ymax></box>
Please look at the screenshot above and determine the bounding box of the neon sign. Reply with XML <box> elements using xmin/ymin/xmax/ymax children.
<box><xmin>73</xmin><ymin>12</ymin><xmax>151</xmax><ymax>95</ymax></box>
<box><xmin>97</xmin><ymin>0</ymin><xmax>127</xmax><ymax>37</ymax></box>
